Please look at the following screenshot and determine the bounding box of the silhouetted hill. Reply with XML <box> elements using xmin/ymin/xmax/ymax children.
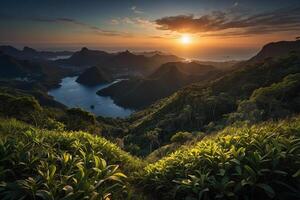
<box><xmin>57</xmin><ymin>47</ymin><xmax>113</xmax><ymax>67</ymax></box>
<box><xmin>76</xmin><ymin>66</ymin><xmax>113</xmax><ymax>86</ymax></box>
<box><xmin>133</xmin><ymin>51</ymin><xmax>171</xmax><ymax>57</ymax></box>
<box><xmin>0</xmin><ymin>51</ymin><xmax>27</xmax><ymax>78</ymax></box>
<box><xmin>149</xmin><ymin>61</ymin><xmax>215</xmax><ymax>77</ymax></box>
<box><xmin>0</xmin><ymin>51</ymin><xmax>70</xmax><ymax>88</ymax></box>
<box><xmin>249</xmin><ymin>40</ymin><xmax>300</xmax><ymax>63</ymax></box>
<box><xmin>57</xmin><ymin>48</ymin><xmax>182</xmax><ymax>76</ymax></box>
<box><xmin>98</xmin><ymin>62</ymin><xmax>220</xmax><ymax>109</ymax></box>
<box><xmin>101</xmin><ymin>50</ymin><xmax>182</xmax><ymax>76</ymax></box>
<box><xmin>0</xmin><ymin>45</ymin><xmax>73</xmax><ymax>60</ymax></box>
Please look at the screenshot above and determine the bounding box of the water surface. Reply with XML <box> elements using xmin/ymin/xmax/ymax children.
<box><xmin>48</xmin><ymin>76</ymin><xmax>134</xmax><ymax>118</ymax></box>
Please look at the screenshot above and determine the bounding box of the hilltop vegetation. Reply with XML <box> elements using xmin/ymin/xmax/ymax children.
<box><xmin>0</xmin><ymin>119</ymin><xmax>142</xmax><ymax>200</ymax></box>
<box><xmin>0</xmin><ymin>116</ymin><xmax>299</xmax><ymax>199</ymax></box>
<box><xmin>140</xmin><ymin>117</ymin><xmax>300</xmax><ymax>200</ymax></box>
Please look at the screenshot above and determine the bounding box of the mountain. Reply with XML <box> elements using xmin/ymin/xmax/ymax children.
<box><xmin>76</xmin><ymin>66</ymin><xmax>113</xmax><ymax>86</ymax></box>
<box><xmin>0</xmin><ymin>51</ymin><xmax>27</xmax><ymax>78</ymax></box>
<box><xmin>97</xmin><ymin>62</ymin><xmax>219</xmax><ymax>109</ymax></box>
<box><xmin>123</xmin><ymin>41</ymin><xmax>300</xmax><ymax>155</ymax></box>
<box><xmin>56</xmin><ymin>47</ymin><xmax>113</xmax><ymax>67</ymax></box>
<box><xmin>101</xmin><ymin>50</ymin><xmax>152</xmax><ymax>75</ymax></box>
<box><xmin>100</xmin><ymin>50</ymin><xmax>183</xmax><ymax>76</ymax></box>
<box><xmin>133</xmin><ymin>50</ymin><xmax>170</xmax><ymax>57</ymax></box>
<box><xmin>149</xmin><ymin>61</ymin><xmax>216</xmax><ymax>77</ymax></box>
<box><xmin>56</xmin><ymin>48</ymin><xmax>182</xmax><ymax>76</ymax></box>
<box><xmin>0</xmin><ymin>45</ymin><xmax>73</xmax><ymax>60</ymax></box>
<box><xmin>0</xmin><ymin>51</ymin><xmax>70</xmax><ymax>88</ymax></box>
<box><xmin>249</xmin><ymin>40</ymin><xmax>300</xmax><ymax>63</ymax></box>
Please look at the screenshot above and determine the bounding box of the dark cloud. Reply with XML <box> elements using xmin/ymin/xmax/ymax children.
<box><xmin>0</xmin><ymin>14</ymin><xmax>129</xmax><ymax>37</ymax></box>
<box><xmin>155</xmin><ymin>7</ymin><xmax>300</xmax><ymax>36</ymax></box>
<box><xmin>31</xmin><ymin>17</ymin><xmax>129</xmax><ymax>36</ymax></box>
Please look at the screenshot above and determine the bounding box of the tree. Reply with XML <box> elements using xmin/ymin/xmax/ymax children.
<box><xmin>145</xmin><ymin>130</ymin><xmax>160</xmax><ymax>153</ymax></box>
<box><xmin>170</xmin><ymin>132</ymin><xmax>193</xmax><ymax>144</ymax></box>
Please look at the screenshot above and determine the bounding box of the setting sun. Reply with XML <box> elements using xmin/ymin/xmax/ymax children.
<box><xmin>181</xmin><ymin>35</ymin><xmax>191</xmax><ymax>44</ymax></box>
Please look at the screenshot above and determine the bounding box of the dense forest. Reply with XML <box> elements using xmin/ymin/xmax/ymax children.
<box><xmin>0</xmin><ymin>40</ymin><xmax>300</xmax><ymax>199</ymax></box>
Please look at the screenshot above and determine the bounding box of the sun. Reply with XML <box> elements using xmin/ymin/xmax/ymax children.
<box><xmin>180</xmin><ymin>35</ymin><xmax>191</xmax><ymax>44</ymax></box>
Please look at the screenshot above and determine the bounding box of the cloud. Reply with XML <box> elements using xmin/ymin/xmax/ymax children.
<box><xmin>0</xmin><ymin>14</ymin><xmax>130</xmax><ymax>37</ymax></box>
<box><xmin>34</xmin><ymin>17</ymin><xmax>130</xmax><ymax>36</ymax></box>
<box><xmin>155</xmin><ymin>6</ymin><xmax>300</xmax><ymax>37</ymax></box>
<box><xmin>110</xmin><ymin>19</ymin><xmax>119</xmax><ymax>25</ymax></box>
<box><xmin>131</xmin><ymin>6</ymin><xmax>144</xmax><ymax>14</ymax></box>
<box><xmin>133</xmin><ymin>18</ymin><xmax>156</xmax><ymax>27</ymax></box>
<box><xmin>111</xmin><ymin>17</ymin><xmax>156</xmax><ymax>28</ymax></box>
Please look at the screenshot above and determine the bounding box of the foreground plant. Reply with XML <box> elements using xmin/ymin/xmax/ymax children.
<box><xmin>140</xmin><ymin>117</ymin><xmax>300</xmax><ymax>200</ymax></box>
<box><xmin>0</xmin><ymin>119</ymin><xmax>142</xmax><ymax>200</ymax></box>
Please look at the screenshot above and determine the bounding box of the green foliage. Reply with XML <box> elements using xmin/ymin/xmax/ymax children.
<box><xmin>0</xmin><ymin>92</ymin><xmax>42</xmax><ymax>121</ymax></box>
<box><xmin>62</xmin><ymin>108</ymin><xmax>97</xmax><ymax>132</ymax></box>
<box><xmin>250</xmin><ymin>73</ymin><xmax>300</xmax><ymax>118</ymax></box>
<box><xmin>229</xmin><ymin>73</ymin><xmax>300</xmax><ymax>124</ymax></box>
<box><xmin>0</xmin><ymin>119</ymin><xmax>143</xmax><ymax>200</ymax></box>
<box><xmin>140</xmin><ymin>117</ymin><xmax>300</xmax><ymax>200</ymax></box>
<box><xmin>125</xmin><ymin>55</ymin><xmax>300</xmax><ymax>156</ymax></box>
<box><xmin>170</xmin><ymin>132</ymin><xmax>193</xmax><ymax>144</ymax></box>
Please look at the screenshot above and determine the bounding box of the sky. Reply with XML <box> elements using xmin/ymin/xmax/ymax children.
<box><xmin>0</xmin><ymin>0</ymin><xmax>300</xmax><ymax>60</ymax></box>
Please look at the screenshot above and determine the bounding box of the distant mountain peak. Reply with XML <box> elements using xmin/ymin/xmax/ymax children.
<box><xmin>119</xmin><ymin>50</ymin><xmax>132</xmax><ymax>55</ymax></box>
<box><xmin>80</xmin><ymin>47</ymin><xmax>89</xmax><ymax>52</ymax></box>
<box><xmin>23</xmin><ymin>46</ymin><xmax>37</xmax><ymax>53</ymax></box>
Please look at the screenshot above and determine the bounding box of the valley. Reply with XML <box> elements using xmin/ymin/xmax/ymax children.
<box><xmin>0</xmin><ymin>1</ymin><xmax>300</xmax><ymax>198</ymax></box>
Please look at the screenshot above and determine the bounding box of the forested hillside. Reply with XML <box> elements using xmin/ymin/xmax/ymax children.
<box><xmin>124</xmin><ymin>53</ymin><xmax>300</xmax><ymax>155</ymax></box>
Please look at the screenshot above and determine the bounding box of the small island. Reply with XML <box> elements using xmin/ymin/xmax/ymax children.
<box><xmin>76</xmin><ymin>66</ymin><xmax>113</xmax><ymax>86</ymax></box>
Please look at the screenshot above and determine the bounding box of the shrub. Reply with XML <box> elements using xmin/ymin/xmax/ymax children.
<box><xmin>170</xmin><ymin>131</ymin><xmax>193</xmax><ymax>144</ymax></box>
<box><xmin>0</xmin><ymin>119</ymin><xmax>143</xmax><ymax>200</ymax></box>
<box><xmin>62</xmin><ymin>108</ymin><xmax>97</xmax><ymax>131</ymax></box>
<box><xmin>0</xmin><ymin>93</ymin><xmax>42</xmax><ymax>121</ymax></box>
<box><xmin>140</xmin><ymin>117</ymin><xmax>300</xmax><ymax>200</ymax></box>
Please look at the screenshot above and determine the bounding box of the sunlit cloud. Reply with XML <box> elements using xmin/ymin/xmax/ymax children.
<box><xmin>155</xmin><ymin>6</ymin><xmax>300</xmax><ymax>37</ymax></box>
<box><xmin>111</xmin><ymin>17</ymin><xmax>156</xmax><ymax>28</ymax></box>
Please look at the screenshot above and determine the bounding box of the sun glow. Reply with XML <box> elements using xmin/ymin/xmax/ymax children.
<box><xmin>180</xmin><ymin>35</ymin><xmax>191</xmax><ymax>44</ymax></box>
